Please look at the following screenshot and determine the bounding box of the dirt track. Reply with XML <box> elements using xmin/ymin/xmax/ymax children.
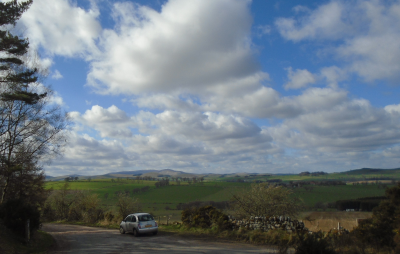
<box><xmin>43</xmin><ymin>224</ymin><xmax>280</xmax><ymax>254</ymax></box>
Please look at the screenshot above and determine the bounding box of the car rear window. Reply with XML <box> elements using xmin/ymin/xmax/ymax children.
<box><xmin>138</xmin><ymin>214</ymin><xmax>154</xmax><ymax>221</ymax></box>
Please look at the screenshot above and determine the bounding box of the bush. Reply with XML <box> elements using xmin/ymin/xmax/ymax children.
<box><xmin>68</xmin><ymin>191</ymin><xmax>103</xmax><ymax>223</ymax></box>
<box><xmin>0</xmin><ymin>199</ymin><xmax>41</xmax><ymax>238</ymax></box>
<box><xmin>231</xmin><ymin>183</ymin><xmax>303</xmax><ymax>219</ymax></box>
<box><xmin>181</xmin><ymin>205</ymin><xmax>232</xmax><ymax>230</ymax></box>
<box><xmin>104</xmin><ymin>211</ymin><xmax>115</xmax><ymax>222</ymax></box>
<box><xmin>347</xmin><ymin>183</ymin><xmax>400</xmax><ymax>252</ymax></box>
<box><xmin>295</xmin><ymin>231</ymin><xmax>336</xmax><ymax>254</ymax></box>
<box><xmin>44</xmin><ymin>185</ymin><xmax>104</xmax><ymax>223</ymax></box>
<box><xmin>115</xmin><ymin>193</ymin><xmax>142</xmax><ymax>220</ymax></box>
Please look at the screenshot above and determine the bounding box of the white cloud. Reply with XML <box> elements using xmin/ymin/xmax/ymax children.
<box><xmin>18</xmin><ymin>0</ymin><xmax>101</xmax><ymax>58</ymax></box>
<box><xmin>275</xmin><ymin>1</ymin><xmax>348</xmax><ymax>41</ymax></box>
<box><xmin>71</xmin><ymin>105</ymin><xmax>133</xmax><ymax>138</ymax></box>
<box><xmin>256</xmin><ymin>25</ymin><xmax>272</xmax><ymax>36</ymax></box>
<box><xmin>18</xmin><ymin>0</ymin><xmax>399</xmax><ymax>174</ymax></box>
<box><xmin>284</xmin><ymin>67</ymin><xmax>316</xmax><ymax>90</ymax></box>
<box><xmin>51</xmin><ymin>70</ymin><xmax>63</xmax><ymax>80</ymax></box>
<box><xmin>54</xmin><ymin>104</ymin><xmax>277</xmax><ymax>174</ymax></box>
<box><xmin>49</xmin><ymin>91</ymin><xmax>65</xmax><ymax>106</ymax></box>
<box><xmin>87</xmin><ymin>0</ymin><xmax>260</xmax><ymax>95</ymax></box>
<box><xmin>269</xmin><ymin>98</ymin><xmax>400</xmax><ymax>153</ymax></box>
<box><xmin>204</xmin><ymin>87</ymin><xmax>348</xmax><ymax>119</ymax></box>
<box><xmin>384</xmin><ymin>104</ymin><xmax>400</xmax><ymax>114</ymax></box>
<box><xmin>275</xmin><ymin>0</ymin><xmax>400</xmax><ymax>83</ymax></box>
<box><xmin>319</xmin><ymin>66</ymin><xmax>347</xmax><ymax>88</ymax></box>
<box><xmin>134</xmin><ymin>94</ymin><xmax>201</xmax><ymax>112</ymax></box>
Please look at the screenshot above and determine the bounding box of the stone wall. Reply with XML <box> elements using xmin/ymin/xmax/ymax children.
<box><xmin>229</xmin><ymin>216</ymin><xmax>308</xmax><ymax>233</ymax></box>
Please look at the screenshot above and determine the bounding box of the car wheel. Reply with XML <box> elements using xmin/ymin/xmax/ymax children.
<box><xmin>119</xmin><ymin>227</ymin><xmax>125</xmax><ymax>234</ymax></box>
<box><xmin>133</xmin><ymin>229</ymin><xmax>139</xmax><ymax>237</ymax></box>
<box><xmin>153</xmin><ymin>231</ymin><xmax>158</xmax><ymax>235</ymax></box>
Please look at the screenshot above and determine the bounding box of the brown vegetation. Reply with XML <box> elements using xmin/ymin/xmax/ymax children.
<box><xmin>301</xmin><ymin>211</ymin><xmax>372</xmax><ymax>232</ymax></box>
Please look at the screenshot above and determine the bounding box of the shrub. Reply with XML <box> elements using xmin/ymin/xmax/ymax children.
<box><xmin>295</xmin><ymin>231</ymin><xmax>336</xmax><ymax>254</ymax></box>
<box><xmin>68</xmin><ymin>191</ymin><xmax>103</xmax><ymax>223</ymax></box>
<box><xmin>181</xmin><ymin>205</ymin><xmax>231</xmax><ymax>230</ymax></box>
<box><xmin>348</xmin><ymin>183</ymin><xmax>400</xmax><ymax>251</ymax></box>
<box><xmin>104</xmin><ymin>211</ymin><xmax>115</xmax><ymax>222</ymax></box>
<box><xmin>0</xmin><ymin>199</ymin><xmax>41</xmax><ymax>238</ymax></box>
<box><xmin>231</xmin><ymin>183</ymin><xmax>303</xmax><ymax>219</ymax></box>
<box><xmin>115</xmin><ymin>193</ymin><xmax>142</xmax><ymax>220</ymax></box>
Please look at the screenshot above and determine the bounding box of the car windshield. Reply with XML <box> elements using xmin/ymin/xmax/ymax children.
<box><xmin>138</xmin><ymin>214</ymin><xmax>154</xmax><ymax>221</ymax></box>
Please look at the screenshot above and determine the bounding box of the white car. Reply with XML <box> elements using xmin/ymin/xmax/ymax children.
<box><xmin>119</xmin><ymin>213</ymin><xmax>158</xmax><ymax>236</ymax></box>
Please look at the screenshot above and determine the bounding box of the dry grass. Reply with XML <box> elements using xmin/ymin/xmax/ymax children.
<box><xmin>300</xmin><ymin>211</ymin><xmax>372</xmax><ymax>232</ymax></box>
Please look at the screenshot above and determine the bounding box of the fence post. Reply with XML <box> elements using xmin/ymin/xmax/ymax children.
<box><xmin>25</xmin><ymin>219</ymin><xmax>30</xmax><ymax>244</ymax></box>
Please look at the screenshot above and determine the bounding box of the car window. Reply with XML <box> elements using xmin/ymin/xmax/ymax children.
<box><xmin>138</xmin><ymin>214</ymin><xmax>154</xmax><ymax>221</ymax></box>
<box><xmin>132</xmin><ymin>216</ymin><xmax>137</xmax><ymax>222</ymax></box>
<box><xmin>125</xmin><ymin>215</ymin><xmax>132</xmax><ymax>222</ymax></box>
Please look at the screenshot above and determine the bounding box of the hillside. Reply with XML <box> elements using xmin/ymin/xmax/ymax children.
<box><xmin>45</xmin><ymin>167</ymin><xmax>400</xmax><ymax>182</ymax></box>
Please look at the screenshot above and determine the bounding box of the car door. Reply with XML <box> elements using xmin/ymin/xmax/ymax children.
<box><xmin>131</xmin><ymin>215</ymin><xmax>138</xmax><ymax>232</ymax></box>
<box><xmin>125</xmin><ymin>215</ymin><xmax>133</xmax><ymax>232</ymax></box>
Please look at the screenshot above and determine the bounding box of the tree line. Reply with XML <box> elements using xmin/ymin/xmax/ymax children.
<box><xmin>0</xmin><ymin>0</ymin><xmax>68</xmax><ymax>238</ymax></box>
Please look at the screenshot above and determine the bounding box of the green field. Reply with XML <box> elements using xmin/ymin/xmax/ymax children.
<box><xmin>45</xmin><ymin>178</ymin><xmax>389</xmax><ymax>220</ymax></box>
<box><xmin>292</xmin><ymin>184</ymin><xmax>387</xmax><ymax>207</ymax></box>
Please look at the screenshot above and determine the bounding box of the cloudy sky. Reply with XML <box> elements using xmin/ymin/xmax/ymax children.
<box><xmin>10</xmin><ymin>0</ymin><xmax>400</xmax><ymax>176</ymax></box>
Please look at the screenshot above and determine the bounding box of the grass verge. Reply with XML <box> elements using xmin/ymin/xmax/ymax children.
<box><xmin>159</xmin><ymin>224</ymin><xmax>296</xmax><ymax>249</ymax></box>
<box><xmin>0</xmin><ymin>223</ymin><xmax>55</xmax><ymax>254</ymax></box>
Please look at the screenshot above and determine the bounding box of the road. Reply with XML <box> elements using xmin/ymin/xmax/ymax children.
<box><xmin>43</xmin><ymin>224</ymin><xmax>281</xmax><ymax>254</ymax></box>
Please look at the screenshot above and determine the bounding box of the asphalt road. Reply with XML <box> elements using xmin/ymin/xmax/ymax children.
<box><xmin>43</xmin><ymin>224</ymin><xmax>281</xmax><ymax>254</ymax></box>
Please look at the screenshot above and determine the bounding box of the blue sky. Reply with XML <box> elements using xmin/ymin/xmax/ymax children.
<box><xmin>9</xmin><ymin>0</ymin><xmax>400</xmax><ymax>176</ymax></box>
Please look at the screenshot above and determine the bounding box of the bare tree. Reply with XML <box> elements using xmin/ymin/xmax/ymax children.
<box><xmin>115</xmin><ymin>193</ymin><xmax>142</xmax><ymax>220</ymax></box>
<box><xmin>0</xmin><ymin>82</ymin><xmax>68</xmax><ymax>203</ymax></box>
<box><xmin>231</xmin><ymin>183</ymin><xmax>303</xmax><ymax>219</ymax></box>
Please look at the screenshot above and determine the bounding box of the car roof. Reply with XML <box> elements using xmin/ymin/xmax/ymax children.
<box><xmin>129</xmin><ymin>213</ymin><xmax>151</xmax><ymax>216</ymax></box>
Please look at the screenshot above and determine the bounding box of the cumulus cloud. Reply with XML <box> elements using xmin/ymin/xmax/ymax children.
<box><xmin>70</xmin><ymin>105</ymin><xmax>133</xmax><ymax>138</ymax></box>
<box><xmin>275</xmin><ymin>0</ymin><xmax>400</xmax><ymax>83</ymax></box>
<box><xmin>18</xmin><ymin>0</ymin><xmax>101</xmax><ymax>58</ymax></box>
<box><xmin>284</xmin><ymin>67</ymin><xmax>316</xmax><ymax>90</ymax></box>
<box><xmin>51</xmin><ymin>103</ymin><xmax>277</xmax><ymax>174</ymax></box>
<box><xmin>269</xmin><ymin>99</ymin><xmax>400</xmax><ymax>153</ymax></box>
<box><xmin>87</xmin><ymin>0</ymin><xmax>261</xmax><ymax>95</ymax></box>
<box><xmin>384</xmin><ymin>104</ymin><xmax>400</xmax><ymax>114</ymax></box>
<box><xmin>319</xmin><ymin>66</ymin><xmax>347</xmax><ymax>88</ymax></box>
<box><xmin>134</xmin><ymin>94</ymin><xmax>201</xmax><ymax>112</ymax></box>
<box><xmin>275</xmin><ymin>1</ymin><xmax>348</xmax><ymax>41</ymax></box>
<box><xmin>204</xmin><ymin>87</ymin><xmax>348</xmax><ymax>119</ymax></box>
<box><xmin>49</xmin><ymin>91</ymin><xmax>65</xmax><ymax>106</ymax></box>
<box><xmin>16</xmin><ymin>0</ymin><xmax>398</xmax><ymax>174</ymax></box>
<box><xmin>51</xmin><ymin>70</ymin><xmax>63</xmax><ymax>80</ymax></box>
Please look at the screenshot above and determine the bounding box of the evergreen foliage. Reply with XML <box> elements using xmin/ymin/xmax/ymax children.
<box><xmin>349</xmin><ymin>183</ymin><xmax>400</xmax><ymax>251</ymax></box>
<box><xmin>0</xmin><ymin>198</ymin><xmax>41</xmax><ymax>237</ymax></box>
<box><xmin>0</xmin><ymin>0</ymin><xmax>40</xmax><ymax>102</ymax></box>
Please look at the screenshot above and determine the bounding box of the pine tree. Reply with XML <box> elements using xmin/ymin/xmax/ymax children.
<box><xmin>0</xmin><ymin>0</ymin><xmax>44</xmax><ymax>104</ymax></box>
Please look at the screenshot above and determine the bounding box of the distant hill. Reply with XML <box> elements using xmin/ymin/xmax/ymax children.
<box><xmin>45</xmin><ymin>174</ymin><xmax>84</xmax><ymax>181</ymax></box>
<box><xmin>45</xmin><ymin>169</ymin><xmax>267</xmax><ymax>181</ymax></box>
<box><xmin>109</xmin><ymin>170</ymin><xmax>158</xmax><ymax>175</ymax></box>
<box><xmin>343</xmin><ymin>168</ymin><xmax>400</xmax><ymax>175</ymax></box>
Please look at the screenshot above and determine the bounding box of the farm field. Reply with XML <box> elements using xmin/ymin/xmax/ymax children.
<box><xmin>45</xmin><ymin>179</ymin><xmax>388</xmax><ymax>223</ymax></box>
<box><xmin>292</xmin><ymin>184</ymin><xmax>388</xmax><ymax>207</ymax></box>
<box><xmin>300</xmin><ymin>211</ymin><xmax>372</xmax><ymax>232</ymax></box>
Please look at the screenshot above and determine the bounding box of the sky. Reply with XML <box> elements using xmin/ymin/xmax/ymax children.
<box><xmin>7</xmin><ymin>0</ymin><xmax>400</xmax><ymax>176</ymax></box>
